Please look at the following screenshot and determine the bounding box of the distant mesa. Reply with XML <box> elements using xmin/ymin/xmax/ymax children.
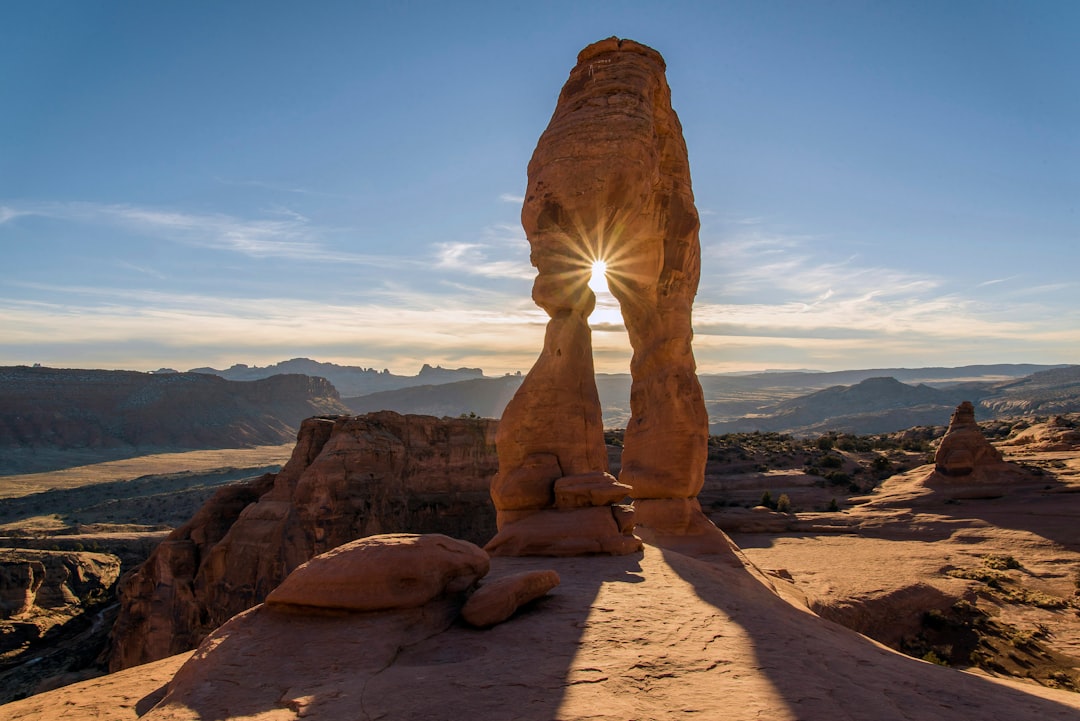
<box><xmin>191</xmin><ymin>357</ymin><xmax>483</xmax><ymax>397</ymax></box>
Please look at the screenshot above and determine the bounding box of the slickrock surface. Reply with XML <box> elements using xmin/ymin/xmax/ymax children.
<box><xmin>1002</xmin><ymin>414</ymin><xmax>1080</xmax><ymax>451</ymax></box>
<box><xmin>1</xmin><ymin>652</ymin><xmax>192</xmax><ymax>721</ymax></box>
<box><xmin>492</xmin><ymin>36</ymin><xmax>708</xmax><ymax>554</ymax></box>
<box><xmin>266</xmin><ymin>534</ymin><xmax>489</xmax><ymax>611</ymax></box>
<box><xmin>733</xmin><ymin>444</ymin><xmax>1080</xmax><ymax>688</ymax></box>
<box><xmin>11</xmin><ymin>539</ymin><xmax>1080</xmax><ymax>721</ymax></box>
<box><xmin>107</xmin><ymin>412</ymin><xmax>498</xmax><ymax>670</ymax></box>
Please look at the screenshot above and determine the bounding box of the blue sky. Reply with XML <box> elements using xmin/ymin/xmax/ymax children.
<box><xmin>1</xmin><ymin>1</ymin><xmax>1077</xmax><ymax>375</ymax></box>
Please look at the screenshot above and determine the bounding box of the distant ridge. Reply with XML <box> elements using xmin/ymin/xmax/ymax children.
<box><xmin>190</xmin><ymin>358</ymin><xmax>484</xmax><ymax>397</ymax></box>
<box><xmin>0</xmin><ymin>366</ymin><xmax>349</xmax><ymax>474</ymax></box>
<box><xmin>338</xmin><ymin>363</ymin><xmax>1075</xmax><ymax>435</ymax></box>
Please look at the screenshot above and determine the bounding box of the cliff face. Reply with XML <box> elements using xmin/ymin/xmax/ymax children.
<box><xmin>107</xmin><ymin>412</ymin><xmax>499</xmax><ymax>671</ymax></box>
<box><xmin>0</xmin><ymin>367</ymin><xmax>348</xmax><ymax>472</ymax></box>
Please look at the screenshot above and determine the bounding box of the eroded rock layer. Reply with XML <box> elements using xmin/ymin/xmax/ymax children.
<box><xmin>107</xmin><ymin>412</ymin><xmax>498</xmax><ymax>670</ymax></box>
<box><xmin>491</xmin><ymin>37</ymin><xmax>708</xmax><ymax>553</ymax></box>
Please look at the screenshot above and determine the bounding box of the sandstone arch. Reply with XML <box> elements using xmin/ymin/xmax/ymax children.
<box><xmin>487</xmin><ymin>38</ymin><xmax>710</xmax><ymax>556</ymax></box>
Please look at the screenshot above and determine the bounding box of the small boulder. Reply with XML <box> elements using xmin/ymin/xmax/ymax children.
<box><xmin>462</xmin><ymin>570</ymin><xmax>561</xmax><ymax>628</ymax></box>
<box><xmin>553</xmin><ymin>472</ymin><xmax>631</xmax><ymax>508</ymax></box>
<box><xmin>266</xmin><ymin>533</ymin><xmax>490</xmax><ymax>612</ymax></box>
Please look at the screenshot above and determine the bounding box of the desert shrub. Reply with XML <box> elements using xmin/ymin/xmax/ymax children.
<box><xmin>819</xmin><ymin>454</ymin><xmax>843</xmax><ymax>469</ymax></box>
<box><xmin>984</xmin><ymin>554</ymin><xmax>1022</xmax><ymax>571</ymax></box>
<box><xmin>816</xmin><ymin>435</ymin><xmax>834</xmax><ymax>451</ymax></box>
<box><xmin>827</xmin><ymin>498</ymin><xmax>839</xmax><ymax>512</ymax></box>
<box><xmin>760</xmin><ymin>490</ymin><xmax>775</xmax><ymax>509</ymax></box>
<box><xmin>824</xmin><ymin>471</ymin><xmax>850</xmax><ymax>485</ymax></box>
<box><xmin>776</xmin><ymin>493</ymin><xmax>792</xmax><ymax>513</ymax></box>
<box><xmin>921</xmin><ymin>650</ymin><xmax>949</xmax><ymax>666</ymax></box>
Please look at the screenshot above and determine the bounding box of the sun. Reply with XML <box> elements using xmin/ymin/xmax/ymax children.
<box><xmin>588</xmin><ymin>259</ymin><xmax>608</xmax><ymax>293</ymax></box>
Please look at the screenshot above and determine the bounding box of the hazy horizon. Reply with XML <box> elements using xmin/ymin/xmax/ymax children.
<box><xmin>3</xmin><ymin>2</ymin><xmax>1077</xmax><ymax>376</ymax></box>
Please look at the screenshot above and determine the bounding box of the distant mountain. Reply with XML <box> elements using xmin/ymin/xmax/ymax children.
<box><xmin>338</xmin><ymin>363</ymin><xmax>1076</xmax><ymax>434</ymax></box>
<box><xmin>707</xmin><ymin>367</ymin><xmax>1079</xmax><ymax>436</ymax></box>
<box><xmin>708</xmin><ymin>377</ymin><xmax>979</xmax><ymax>435</ymax></box>
<box><xmin>344</xmin><ymin>376</ymin><xmax>523</xmax><ymax>419</ymax></box>
<box><xmin>0</xmin><ymin>366</ymin><xmax>349</xmax><ymax>474</ymax></box>
<box><xmin>189</xmin><ymin>358</ymin><xmax>484</xmax><ymax>397</ymax></box>
<box><xmin>980</xmin><ymin>365</ymin><xmax>1080</xmax><ymax>416</ymax></box>
<box><xmin>343</xmin><ymin>373</ymin><xmax>634</xmax><ymax>427</ymax></box>
<box><xmin>697</xmin><ymin>364</ymin><xmax>1070</xmax><ymax>423</ymax></box>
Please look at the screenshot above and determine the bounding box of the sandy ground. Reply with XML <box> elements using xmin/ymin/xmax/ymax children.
<box><xmin>0</xmin><ymin>445</ymin><xmax>294</xmax><ymax>499</ymax></box>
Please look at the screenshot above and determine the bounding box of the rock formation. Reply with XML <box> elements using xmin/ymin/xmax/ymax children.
<box><xmin>1002</xmin><ymin>414</ymin><xmax>1080</xmax><ymax>451</ymax></box>
<box><xmin>0</xmin><ymin>550</ymin><xmax>120</xmax><ymax>620</ymax></box>
<box><xmin>461</xmin><ymin>568</ymin><xmax>561</xmax><ymax>628</ymax></box>
<box><xmin>490</xmin><ymin>37</ymin><xmax>710</xmax><ymax>555</ymax></box>
<box><xmin>934</xmin><ymin>401</ymin><xmax>1004</xmax><ymax>477</ymax></box>
<box><xmin>107</xmin><ymin>412</ymin><xmax>498</xmax><ymax>670</ymax></box>
<box><xmin>266</xmin><ymin>534</ymin><xmax>490</xmax><ymax>612</ymax></box>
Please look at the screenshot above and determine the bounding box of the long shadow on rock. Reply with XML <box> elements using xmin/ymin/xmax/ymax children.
<box><xmin>655</xmin><ymin>541</ymin><xmax>1080</xmax><ymax>721</ymax></box>
<box><xmin>143</xmin><ymin>554</ymin><xmax>644</xmax><ymax>721</ymax></box>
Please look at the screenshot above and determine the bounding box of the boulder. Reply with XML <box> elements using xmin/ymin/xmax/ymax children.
<box><xmin>486</xmin><ymin>507</ymin><xmax>641</xmax><ymax>557</ymax></box>
<box><xmin>266</xmin><ymin>534</ymin><xmax>490</xmax><ymax>611</ymax></box>
<box><xmin>461</xmin><ymin>569</ymin><xmax>560</xmax><ymax>628</ymax></box>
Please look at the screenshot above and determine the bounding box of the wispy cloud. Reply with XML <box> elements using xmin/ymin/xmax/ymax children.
<box><xmin>0</xmin><ymin>200</ymin><xmax>416</xmax><ymax>268</ymax></box>
<box><xmin>499</xmin><ymin>193</ymin><xmax>525</xmax><ymax>204</ymax></box>
<box><xmin>0</xmin><ymin>287</ymin><xmax>548</xmax><ymax>374</ymax></box>
<box><xmin>434</xmin><ymin>242</ymin><xmax>534</xmax><ymax>280</ymax></box>
<box><xmin>0</xmin><ymin>205</ymin><xmax>37</xmax><ymax>224</ymax></box>
<box><xmin>213</xmin><ymin>177</ymin><xmax>347</xmax><ymax>198</ymax></box>
<box><xmin>116</xmin><ymin>261</ymin><xmax>167</xmax><ymax>280</ymax></box>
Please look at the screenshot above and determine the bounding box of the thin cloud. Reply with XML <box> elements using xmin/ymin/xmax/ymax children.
<box><xmin>434</xmin><ymin>241</ymin><xmax>534</xmax><ymax>280</ymax></box>
<box><xmin>116</xmin><ymin>261</ymin><xmax>167</xmax><ymax>280</ymax></box>
<box><xmin>0</xmin><ymin>200</ymin><xmax>415</xmax><ymax>268</ymax></box>
<box><xmin>499</xmin><ymin>193</ymin><xmax>525</xmax><ymax>203</ymax></box>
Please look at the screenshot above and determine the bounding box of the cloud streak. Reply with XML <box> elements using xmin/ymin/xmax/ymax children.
<box><xmin>0</xmin><ymin>200</ymin><xmax>417</xmax><ymax>268</ymax></box>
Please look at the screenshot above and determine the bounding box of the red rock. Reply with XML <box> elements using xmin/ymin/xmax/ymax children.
<box><xmin>553</xmin><ymin>472</ymin><xmax>631</xmax><ymax>508</ymax></box>
<box><xmin>266</xmin><ymin>533</ymin><xmax>489</xmax><ymax>611</ymax></box>
<box><xmin>934</xmin><ymin>401</ymin><xmax>1004</xmax><ymax>476</ymax></box>
<box><xmin>490</xmin><ymin>37</ymin><xmax>714</xmax><ymax>555</ymax></box>
<box><xmin>461</xmin><ymin>569</ymin><xmax>560</xmax><ymax>628</ymax></box>
<box><xmin>107</xmin><ymin>412</ymin><xmax>498</xmax><ymax>670</ymax></box>
<box><xmin>486</xmin><ymin>507</ymin><xmax>641</xmax><ymax>557</ymax></box>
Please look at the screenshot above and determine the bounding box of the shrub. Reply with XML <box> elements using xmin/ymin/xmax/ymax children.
<box><xmin>776</xmin><ymin>493</ymin><xmax>792</xmax><ymax>513</ymax></box>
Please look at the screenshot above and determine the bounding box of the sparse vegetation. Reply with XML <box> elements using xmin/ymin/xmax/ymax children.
<box><xmin>775</xmin><ymin>493</ymin><xmax>792</xmax><ymax>513</ymax></box>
